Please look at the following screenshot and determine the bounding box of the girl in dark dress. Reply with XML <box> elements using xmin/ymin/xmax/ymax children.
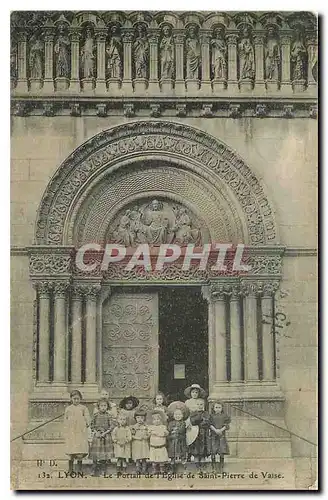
<box><xmin>167</xmin><ymin>403</ymin><xmax>189</xmax><ymax>470</ymax></box>
<box><xmin>188</xmin><ymin>399</ymin><xmax>211</xmax><ymax>467</ymax></box>
<box><xmin>209</xmin><ymin>400</ymin><xmax>231</xmax><ymax>472</ymax></box>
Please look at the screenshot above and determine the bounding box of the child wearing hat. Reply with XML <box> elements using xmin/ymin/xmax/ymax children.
<box><xmin>89</xmin><ymin>398</ymin><xmax>117</xmax><ymax>476</ymax></box>
<box><xmin>119</xmin><ymin>395</ymin><xmax>139</xmax><ymax>426</ymax></box>
<box><xmin>187</xmin><ymin>399</ymin><xmax>211</xmax><ymax>467</ymax></box>
<box><xmin>112</xmin><ymin>413</ymin><xmax>132</xmax><ymax>471</ymax></box>
<box><xmin>148</xmin><ymin>411</ymin><xmax>169</xmax><ymax>473</ymax></box>
<box><xmin>131</xmin><ymin>409</ymin><xmax>150</xmax><ymax>474</ymax></box>
<box><xmin>147</xmin><ymin>392</ymin><xmax>168</xmax><ymax>424</ymax></box>
<box><xmin>209</xmin><ymin>400</ymin><xmax>231</xmax><ymax>472</ymax></box>
<box><xmin>184</xmin><ymin>383</ymin><xmax>206</xmax><ymax>412</ymax></box>
<box><xmin>63</xmin><ymin>390</ymin><xmax>91</xmax><ymax>474</ymax></box>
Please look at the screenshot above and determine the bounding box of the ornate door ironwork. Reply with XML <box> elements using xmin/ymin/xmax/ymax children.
<box><xmin>102</xmin><ymin>292</ymin><xmax>159</xmax><ymax>401</ymax></box>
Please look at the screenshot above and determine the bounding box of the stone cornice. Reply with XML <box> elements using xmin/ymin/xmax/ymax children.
<box><xmin>11</xmin><ymin>97</ymin><xmax>317</xmax><ymax>118</ymax></box>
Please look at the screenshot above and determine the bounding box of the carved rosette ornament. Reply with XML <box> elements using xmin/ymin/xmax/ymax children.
<box><xmin>29</xmin><ymin>254</ymin><xmax>72</xmax><ymax>276</ymax></box>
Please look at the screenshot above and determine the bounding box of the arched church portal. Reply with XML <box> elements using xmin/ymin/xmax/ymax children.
<box><xmin>29</xmin><ymin>121</ymin><xmax>284</xmax><ymax>404</ymax></box>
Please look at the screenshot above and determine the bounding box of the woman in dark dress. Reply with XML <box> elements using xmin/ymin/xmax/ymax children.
<box><xmin>209</xmin><ymin>400</ymin><xmax>231</xmax><ymax>472</ymax></box>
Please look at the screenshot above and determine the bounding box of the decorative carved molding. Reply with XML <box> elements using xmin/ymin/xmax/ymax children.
<box><xmin>176</xmin><ymin>103</ymin><xmax>187</xmax><ymax>116</ymax></box>
<box><xmin>123</xmin><ymin>103</ymin><xmax>135</xmax><ymax>117</ymax></box>
<box><xmin>149</xmin><ymin>104</ymin><xmax>161</xmax><ymax>117</ymax></box>
<box><xmin>229</xmin><ymin>104</ymin><xmax>241</xmax><ymax>118</ymax></box>
<box><xmin>96</xmin><ymin>103</ymin><xmax>107</xmax><ymax>117</ymax></box>
<box><xmin>35</xmin><ymin>121</ymin><xmax>278</xmax><ymax>246</ymax></box>
<box><xmin>29</xmin><ymin>254</ymin><xmax>71</xmax><ymax>276</ymax></box>
<box><xmin>255</xmin><ymin>104</ymin><xmax>267</xmax><ymax>117</ymax></box>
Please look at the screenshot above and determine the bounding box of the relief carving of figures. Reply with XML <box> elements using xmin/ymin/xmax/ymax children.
<box><xmin>238</xmin><ymin>28</ymin><xmax>255</xmax><ymax>80</ymax></box>
<box><xmin>107</xmin><ymin>25</ymin><xmax>122</xmax><ymax>79</ymax></box>
<box><xmin>133</xmin><ymin>24</ymin><xmax>149</xmax><ymax>79</ymax></box>
<box><xmin>211</xmin><ymin>27</ymin><xmax>227</xmax><ymax>80</ymax></box>
<box><xmin>185</xmin><ymin>25</ymin><xmax>201</xmax><ymax>80</ymax></box>
<box><xmin>160</xmin><ymin>24</ymin><xmax>174</xmax><ymax>79</ymax></box>
<box><xmin>54</xmin><ymin>27</ymin><xmax>70</xmax><ymax>78</ymax></box>
<box><xmin>173</xmin><ymin>207</ymin><xmax>201</xmax><ymax>245</ymax></box>
<box><xmin>81</xmin><ymin>27</ymin><xmax>95</xmax><ymax>79</ymax></box>
<box><xmin>265</xmin><ymin>27</ymin><xmax>280</xmax><ymax>81</ymax></box>
<box><xmin>308</xmin><ymin>39</ymin><xmax>318</xmax><ymax>82</ymax></box>
<box><xmin>291</xmin><ymin>31</ymin><xmax>307</xmax><ymax>81</ymax></box>
<box><xmin>109</xmin><ymin>200</ymin><xmax>202</xmax><ymax>246</ymax></box>
<box><xmin>29</xmin><ymin>38</ymin><xmax>43</xmax><ymax>79</ymax></box>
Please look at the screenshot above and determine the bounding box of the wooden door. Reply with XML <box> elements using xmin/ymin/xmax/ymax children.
<box><xmin>102</xmin><ymin>292</ymin><xmax>159</xmax><ymax>403</ymax></box>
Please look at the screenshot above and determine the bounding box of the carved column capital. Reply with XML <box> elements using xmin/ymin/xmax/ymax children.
<box><xmin>69</xmin><ymin>28</ymin><xmax>82</xmax><ymax>43</ymax></box>
<box><xmin>280</xmin><ymin>33</ymin><xmax>292</xmax><ymax>45</ymax></box>
<box><xmin>95</xmin><ymin>29</ymin><xmax>107</xmax><ymax>42</ymax></box>
<box><xmin>148</xmin><ymin>31</ymin><xmax>160</xmax><ymax>44</ymax></box>
<box><xmin>17</xmin><ymin>31</ymin><xmax>27</xmax><ymax>42</ymax></box>
<box><xmin>261</xmin><ymin>281</ymin><xmax>280</xmax><ymax>298</ymax></box>
<box><xmin>253</xmin><ymin>33</ymin><xmax>265</xmax><ymax>45</ymax></box>
<box><xmin>44</xmin><ymin>29</ymin><xmax>55</xmax><ymax>42</ymax></box>
<box><xmin>71</xmin><ymin>284</ymin><xmax>86</xmax><ymax>300</ymax></box>
<box><xmin>122</xmin><ymin>30</ymin><xmax>134</xmax><ymax>43</ymax></box>
<box><xmin>83</xmin><ymin>284</ymin><xmax>101</xmax><ymax>301</ymax></box>
<box><xmin>33</xmin><ymin>280</ymin><xmax>53</xmax><ymax>298</ymax></box>
<box><xmin>209</xmin><ymin>283</ymin><xmax>230</xmax><ymax>301</ymax></box>
<box><xmin>53</xmin><ymin>281</ymin><xmax>70</xmax><ymax>298</ymax></box>
<box><xmin>240</xmin><ymin>280</ymin><xmax>262</xmax><ymax>297</ymax></box>
<box><xmin>173</xmin><ymin>33</ymin><xmax>185</xmax><ymax>45</ymax></box>
<box><xmin>226</xmin><ymin>33</ymin><xmax>238</xmax><ymax>45</ymax></box>
<box><xmin>200</xmin><ymin>32</ymin><xmax>211</xmax><ymax>45</ymax></box>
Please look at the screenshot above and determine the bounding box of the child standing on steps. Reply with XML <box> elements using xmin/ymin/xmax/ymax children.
<box><xmin>131</xmin><ymin>409</ymin><xmax>150</xmax><ymax>474</ymax></box>
<box><xmin>112</xmin><ymin>414</ymin><xmax>132</xmax><ymax>472</ymax></box>
<box><xmin>89</xmin><ymin>398</ymin><xmax>116</xmax><ymax>477</ymax></box>
<box><xmin>148</xmin><ymin>411</ymin><xmax>169</xmax><ymax>474</ymax></box>
<box><xmin>209</xmin><ymin>400</ymin><xmax>231</xmax><ymax>472</ymax></box>
<box><xmin>63</xmin><ymin>390</ymin><xmax>91</xmax><ymax>474</ymax></box>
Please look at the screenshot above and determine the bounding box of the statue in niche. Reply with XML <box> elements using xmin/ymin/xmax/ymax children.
<box><xmin>211</xmin><ymin>27</ymin><xmax>227</xmax><ymax>80</ymax></box>
<box><xmin>81</xmin><ymin>27</ymin><xmax>95</xmax><ymax>79</ymax></box>
<box><xmin>238</xmin><ymin>27</ymin><xmax>255</xmax><ymax>80</ymax></box>
<box><xmin>54</xmin><ymin>26</ymin><xmax>70</xmax><ymax>78</ymax></box>
<box><xmin>264</xmin><ymin>27</ymin><xmax>280</xmax><ymax>81</ymax></box>
<box><xmin>106</xmin><ymin>25</ymin><xmax>122</xmax><ymax>79</ymax></box>
<box><xmin>185</xmin><ymin>25</ymin><xmax>201</xmax><ymax>80</ymax></box>
<box><xmin>133</xmin><ymin>24</ymin><xmax>149</xmax><ymax>79</ymax></box>
<box><xmin>160</xmin><ymin>24</ymin><xmax>174</xmax><ymax>79</ymax></box>
<box><xmin>29</xmin><ymin>38</ymin><xmax>43</xmax><ymax>79</ymax></box>
<box><xmin>109</xmin><ymin>200</ymin><xmax>202</xmax><ymax>246</ymax></box>
<box><xmin>291</xmin><ymin>31</ymin><xmax>307</xmax><ymax>81</ymax></box>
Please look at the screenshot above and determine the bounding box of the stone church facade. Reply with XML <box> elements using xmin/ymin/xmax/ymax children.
<box><xmin>11</xmin><ymin>11</ymin><xmax>317</xmax><ymax>488</ymax></box>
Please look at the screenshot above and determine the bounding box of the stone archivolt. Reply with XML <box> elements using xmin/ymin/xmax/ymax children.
<box><xmin>35</xmin><ymin>120</ymin><xmax>277</xmax><ymax>247</ymax></box>
<box><xmin>11</xmin><ymin>11</ymin><xmax>317</xmax><ymax>96</ymax></box>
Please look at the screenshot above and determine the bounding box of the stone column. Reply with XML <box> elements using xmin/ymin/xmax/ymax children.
<box><xmin>35</xmin><ymin>281</ymin><xmax>52</xmax><ymax>383</ymax></box>
<box><xmin>122</xmin><ymin>30</ymin><xmax>133</xmax><ymax>95</ymax></box>
<box><xmin>226</xmin><ymin>33</ymin><xmax>238</xmax><ymax>93</ymax></box>
<box><xmin>280</xmin><ymin>34</ymin><xmax>293</xmax><ymax>94</ymax></box>
<box><xmin>254</xmin><ymin>33</ymin><xmax>265</xmax><ymax>92</ymax></box>
<box><xmin>200</xmin><ymin>32</ymin><xmax>211</xmax><ymax>94</ymax></box>
<box><xmin>174</xmin><ymin>32</ymin><xmax>185</xmax><ymax>95</ymax></box>
<box><xmin>53</xmin><ymin>282</ymin><xmax>68</xmax><ymax>384</ymax></box>
<box><xmin>71</xmin><ymin>286</ymin><xmax>84</xmax><ymax>385</ymax></box>
<box><xmin>95</xmin><ymin>29</ymin><xmax>107</xmax><ymax>93</ymax></box>
<box><xmin>85</xmin><ymin>285</ymin><xmax>100</xmax><ymax>385</ymax></box>
<box><xmin>69</xmin><ymin>28</ymin><xmax>81</xmax><ymax>93</ymax></box>
<box><xmin>230</xmin><ymin>286</ymin><xmax>243</xmax><ymax>381</ymax></box>
<box><xmin>209</xmin><ymin>284</ymin><xmax>228</xmax><ymax>383</ymax></box>
<box><xmin>43</xmin><ymin>27</ymin><xmax>55</xmax><ymax>93</ymax></box>
<box><xmin>148</xmin><ymin>31</ymin><xmax>160</xmax><ymax>94</ymax></box>
<box><xmin>261</xmin><ymin>283</ymin><xmax>277</xmax><ymax>381</ymax></box>
<box><xmin>306</xmin><ymin>33</ymin><xmax>318</xmax><ymax>93</ymax></box>
<box><xmin>241</xmin><ymin>282</ymin><xmax>259</xmax><ymax>382</ymax></box>
<box><xmin>16</xmin><ymin>31</ymin><xmax>28</xmax><ymax>92</ymax></box>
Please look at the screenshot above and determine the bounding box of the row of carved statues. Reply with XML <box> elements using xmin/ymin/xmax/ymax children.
<box><xmin>11</xmin><ymin>23</ymin><xmax>317</xmax><ymax>85</ymax></box>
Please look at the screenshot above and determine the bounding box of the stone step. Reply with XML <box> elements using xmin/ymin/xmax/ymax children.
<box><xmin>13</xmin><ymin>458</ymin><xmax>296</xmax><ymax>490</ymax></box>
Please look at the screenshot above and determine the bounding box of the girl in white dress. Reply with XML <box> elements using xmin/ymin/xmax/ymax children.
<box><xmin>63</xmin><ymin>390</ymin><xmax>91</xmax><ymax>474</ymax></box>
<box><xmin>148</xmin><ymin>411</ymin><xmax>169</xmax><ymax>473</ymax></box>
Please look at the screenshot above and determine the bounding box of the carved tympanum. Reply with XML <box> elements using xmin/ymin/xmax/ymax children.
<box><xmin>108</xmin><ymin>199</ymin><xmax>202</xmax><ymax>246</ymax></box>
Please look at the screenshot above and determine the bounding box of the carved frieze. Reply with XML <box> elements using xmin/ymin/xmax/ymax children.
<box><xmin>29</xmin><ymin>254</ymin><xmax>72</xmax><ymax>276</ymax></box>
